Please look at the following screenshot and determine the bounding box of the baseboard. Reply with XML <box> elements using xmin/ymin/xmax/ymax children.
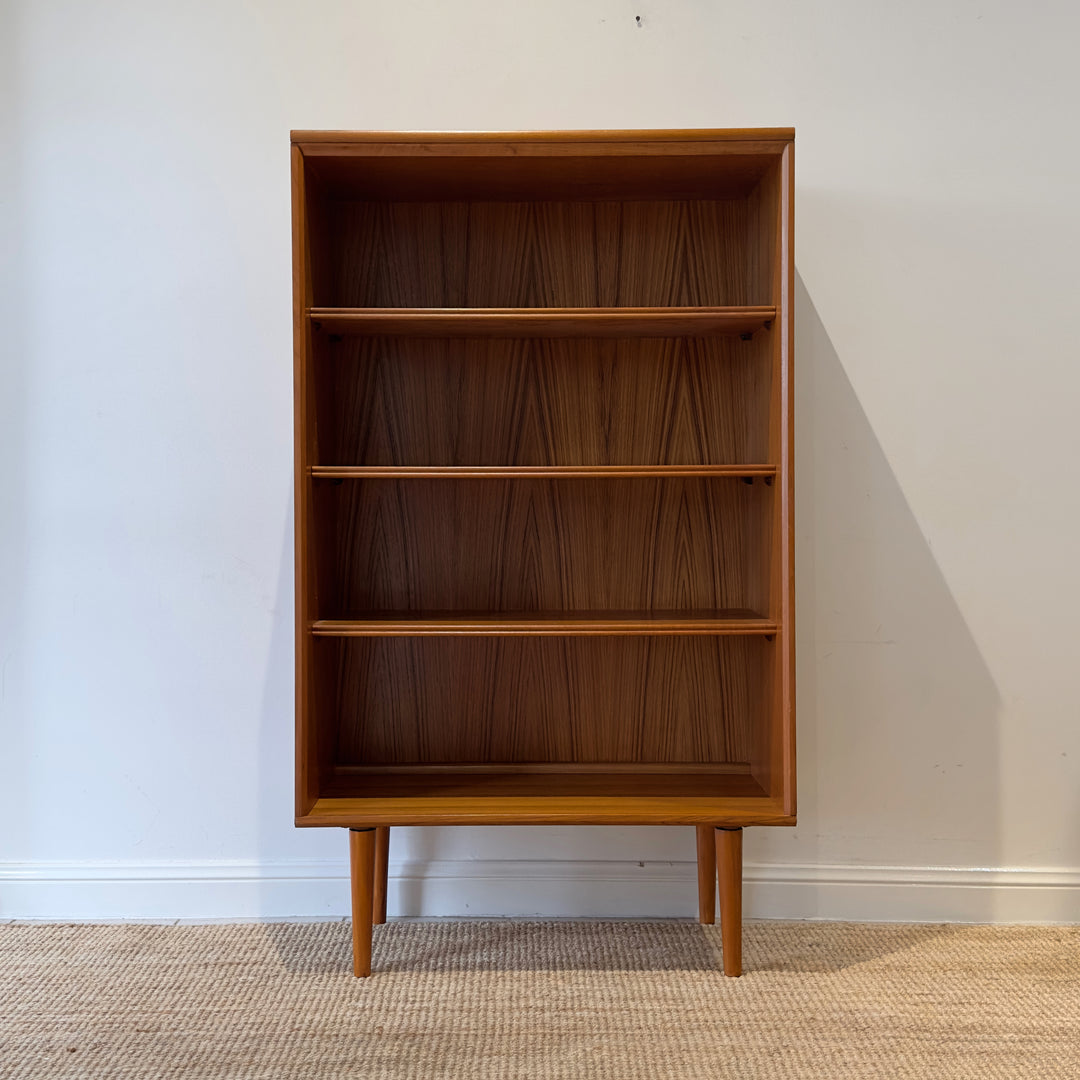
<box><xmin>2</xmin><ymin>858</ymin><xmax>1077</xmax><ymax>923</ymax></box>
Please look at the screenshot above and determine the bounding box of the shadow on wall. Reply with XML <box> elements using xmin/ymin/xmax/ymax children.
<box><xmin>781</xmin><ymin>266</ymin><xmax>1002</xmax><ymax>916</ymax></box>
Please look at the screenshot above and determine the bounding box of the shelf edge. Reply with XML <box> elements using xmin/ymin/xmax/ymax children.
<box><xmin>310</xmin><ymin>465</ymin><xmax>777</xmax><ymax>479</ymax></box>
<box><xmin>310</xmin><ymin>617</ymin><xmax>779</xmax><ymax>637</ymax></box>
<box><xmin>298</xmin><ymin>795</ymin><xmax>794</xmax><ymax>827</ymax></box>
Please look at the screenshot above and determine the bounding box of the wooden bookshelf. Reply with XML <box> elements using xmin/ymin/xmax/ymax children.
<box><xmin>291</xmin><ymin>128</ymin><xmax>796</xmax><ymax>978</ymax></box>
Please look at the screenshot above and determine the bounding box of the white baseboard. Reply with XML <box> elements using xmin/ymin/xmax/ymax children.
<box><xmin>2</xmin><ymin>859</ymin><xmax>1078</xmax><ymax>923</ymax></box>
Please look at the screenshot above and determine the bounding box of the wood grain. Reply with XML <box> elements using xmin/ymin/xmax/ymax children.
<box><xmin>324</xmin><ymin>201</ymin><xmax>762</xmax><ymax>308</ymax></box>
<box><xmin>317</xmin><ymin>478</ymin><xmax>771</xmax><ymax>615</ymax></box>
<box><xmin>319</xmin><ymin>636</ymin><xmax>763</xmax><ymax>767</ymax></box>
<box><xmin>317</xmin><ymin>334</ymin><xmax>772</xmax><ymax>468</ymax></box>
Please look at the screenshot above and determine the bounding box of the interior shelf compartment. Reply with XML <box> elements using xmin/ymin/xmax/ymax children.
<box><xmin>313</xmin><ymin>333</ymin><xmax>773</xmax><ymax>469</ymax></box>
<box><xmin>309</xmin><ymin>306</ymin><xmax>775</xmax><ymax>337</ymax></box>
<box><xmin>319</xmin><ymin>770</ymin><xmax>769</xmax><ymax>800</ymax></box>
<box><xmin>310</xmin><ymin>610</ymin><xmax>777</xmax><ymax>636</ymax></box>
<box><xmin>314</xmin><ymin>634</ymin><xmax>775</xmax><ymax>769</ymax></box>
<box><xmin>299</xmin><ymin>782</ymin><xmax>788</xmax><ymax>827</ymax></box>
<box><xmin>306</xmin><ymin>193</ymin><xmax>779</xmax><ymax>310</ymax></box>
<box><xmin>313</xmin><ymin>476</ymin><xmax>772</xmax><ymax>618</ymax></box>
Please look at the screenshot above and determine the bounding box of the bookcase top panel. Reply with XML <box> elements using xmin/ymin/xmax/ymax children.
<box><xmin>292</xmin><ymin>128</ymin><xmax>794</xmax><ymax>147</ymax></box>
<box><xmin>294</xmin><ymin>128</ymin><xmax>794</xmax><ymax>201</ymax></box>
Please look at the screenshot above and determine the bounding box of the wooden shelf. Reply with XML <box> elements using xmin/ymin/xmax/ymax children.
<box><xmin>298</xmin><ymin>781</ymin><xmax>786</xmax><ymax>829</ymax></box>
<box><xmin>311</xmin><ymin>611</ymin><xmax>777</xmax><ymax>637</ymax></box>
<box><xmin>309</xmin><ymin>306</ymin><xmax>775</xmax><ymax>338</ymax></box>
<box><xmin>298</xmin><ymin>770</ymin><xmax>786</xmax><ymax>827</ymax></box>
<box><xmin>311</xmin><ymin>465</ymin><xmax>777</xmax><ymax>479</ymax></box>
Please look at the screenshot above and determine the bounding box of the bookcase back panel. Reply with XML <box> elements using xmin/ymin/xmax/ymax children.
<box><xmin>319</xmin><ymin>335</ymin><xmax>772</xmax><ymax>467</ymax></box>
<box><xmin>322</xmin><ymin>635</ymin><xmax>763</xmax><ymax>766</ymax></box>
<box><xmin>317</xmin><ymin>478</ymin><xmax>772</xmax><ymax>615</ymax></box>
<box><xmin>322</xmin><ymin>200</ymin><xmax>761</xmax><ymax>308</ymax></box>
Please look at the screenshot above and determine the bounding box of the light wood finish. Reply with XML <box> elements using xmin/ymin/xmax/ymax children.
<box><xmin>310</xmin><ymin>612</ymin><xmax>777</xmax><ymax>637</ymax></box>
<box><xmin>310</xmin><ymin>307</ymin><xmax>774</xmax><ymax>337</ymax></box>
<box><xmin>716</xmin><ymin>827</ymin><xmax>743</xmax><ymax>977</ymax></box>
<box><xmin>291</xmin><ymin>146</ymin><xmax>321</xmax><ymax>818</ymax></box>
<box><xmin>305</xmin><ymin>794</ymin><xmax>791</xmax><ymax>828</ymax></box>
<box><xmin>373</xmin><ymin>827</ymin><xmax>389</xmax><ymax>925</ymax></box>
<box><xmin>349</xmin><ymin>828</ymin><xmax>376</xmax><ymax>977</ymax></box>
<box><xmin>696</xmin><ymin>825</ymin><xmax>716</xmax><ymax>925</ymax></box>
<box><xmin>325</xmin><ymin>772</ymin><xmax>766</xmax><ymax>799</ymax></box>
<box><xmin>292</xmin><ymin>128</ymin><xmax>795</xmax><ymax>144</ymax></box>
<box><xmin>292</xmin><ymin>129</ymin><xmax>795</xmax><ymax>975</ymax></box>
<box><xmin>293</xmin><ymin>130</ymin><xmax>794</xmax><ymax>203</ymax></box>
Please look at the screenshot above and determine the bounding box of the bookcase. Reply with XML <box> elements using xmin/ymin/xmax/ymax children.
<box><xmin>291</xmin><ymin>129</ymin><xmax>795</xmax><ymax>977</ymax></box>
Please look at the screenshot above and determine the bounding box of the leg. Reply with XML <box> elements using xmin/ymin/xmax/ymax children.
<box><xmin>695</xmin><ymin>825</ymin><xmax>716</xmax><ymax>924</ymax></box>
<box><xmin>373</xmin><ymin>826</ymin><xmax>390</xmax><ymax>925</ymax></box>
<box><xmin>715</xmin><ymin>827</ymin><xmax>743</xmax><ymax>977</ymax></box>
<box><xmin>349</xmin><ymin>828</ymin><xmax>376</xmax><ymax>977</ymax></box>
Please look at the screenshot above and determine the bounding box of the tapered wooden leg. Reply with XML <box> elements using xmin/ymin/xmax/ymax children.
<box><xmin>349</xmin><ymin>828</ymin><xmax>376</xmax><ymax>977</ymax></box>
<box><xmin>715</xmin><ymin>827</ymin><xmax>743</xmax><ymax>977</ymax></box>
<box><xmin>373</xmin><ymin>826</ymin><xmax>390</xmax><ymax>925</ymax></box>
<box><xmin>695</xmin><ymin>825</ymin><xmax>716</xmax><ymax>924</ymax></box>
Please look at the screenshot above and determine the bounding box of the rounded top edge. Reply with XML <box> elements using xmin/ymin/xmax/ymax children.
<box><xmin>290</xmin><ymin>128</ymin><xmax>795</xmax><ymax>144</ymax></box>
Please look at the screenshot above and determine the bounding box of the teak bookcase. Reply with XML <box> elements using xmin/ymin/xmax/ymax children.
<box><xmin>291</xmin><ymin>129</ymin><xmax>795</xmax><ymax>977</ymax></box>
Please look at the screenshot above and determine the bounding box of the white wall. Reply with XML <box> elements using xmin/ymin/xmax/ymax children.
<box><xmin>3</xmin><ymin>0</ymin><xmax>1079</xmax><ymax>922</ymax></box>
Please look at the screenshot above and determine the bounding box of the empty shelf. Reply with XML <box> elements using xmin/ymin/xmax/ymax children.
<box><xmin>310</xmin><ymin>611</ymin><xmax>778</xmax><ymax>636</ymax></box>
<box><xmin>311</xmin><ymin>465</ymin><xmax>777</xmax><ymax>479</ymax></box>
<box><xmin>309</xmin><ymin>306</ymin><xmax>776</xmax><ymax>338</ymax></box>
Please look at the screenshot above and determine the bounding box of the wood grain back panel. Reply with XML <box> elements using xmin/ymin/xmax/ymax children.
<box><xmin>316</xmin><ymin>478</ymin><xmax>772</xmax><ymax>616</ymax></box>
<box><xmin>319</xmin><ymin>334</ymin><xmax>772</xmax><ymax>467</ymax></box>
<box><xmin>323</xmin><ymin>200</ymin><xmax>761</xmax><ymax>308</ymax></box>
<box><xmin>303</xmin><ymin>146</ymin><xmax>785</xmax><ymax>202</ymax></box>
<box><xmin>322</xmin><ymin>635</ymin><xmax>761</xmax><ymax>766</ymax></box>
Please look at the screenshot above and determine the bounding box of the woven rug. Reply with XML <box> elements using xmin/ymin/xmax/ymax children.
<box><xmin>2</xmin><ymin>920</ymin><xmax>1078</xmax><ymax>1078</ymax></box>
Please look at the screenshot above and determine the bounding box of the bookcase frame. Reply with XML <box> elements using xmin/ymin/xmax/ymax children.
<box><xmin>291</xmin><ymin>129</ymin><xmax>795</xmax><ymax>976</ymax></box>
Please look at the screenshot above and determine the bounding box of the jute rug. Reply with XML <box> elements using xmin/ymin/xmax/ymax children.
<box><xmin>2</xmin><ymin>920</ymin><xmax>1078</xmax><ymax>1078</ymax></box>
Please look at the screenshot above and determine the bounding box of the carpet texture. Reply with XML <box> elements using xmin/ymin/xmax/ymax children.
<box><xmin>2</xmin><ymin>920</ymin><xmax>1078</xmax><ymax>1079</ymax></box>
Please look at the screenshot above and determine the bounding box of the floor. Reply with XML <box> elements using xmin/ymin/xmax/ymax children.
<box><xmin>2</xmin><ymin>919</ymin><xmax>1078</xmax><ymax>1079</ymax></box>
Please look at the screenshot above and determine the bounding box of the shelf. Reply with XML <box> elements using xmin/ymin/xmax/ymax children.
<box><xmin>309</xmin><ymin>306</ymin><xmax>775</xmax><ymax>338</ymax></box>
<box><xmin>310</xmin><ymin>611</ymin><xmax>777</xmax><ymax>637</ymax></box>
<box><xmin>299</xmin><ymin>771</ymin><xmax>785</xmax><ymax>827</ymax></box>
<box><xmin>311</xmin><ymin>465</ymin><xmax>777</xmax><ymax>479</ymax></box>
